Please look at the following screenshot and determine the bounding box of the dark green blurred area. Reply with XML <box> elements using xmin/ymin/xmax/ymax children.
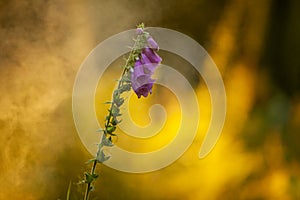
<box><xmin>0</xmin><ymin>0</ymin><xmax>300</xmax><ymax>199</ymax></box>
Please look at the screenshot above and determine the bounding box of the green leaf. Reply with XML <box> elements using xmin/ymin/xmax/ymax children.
<box><xmin>111</xmin><ymin>105</ymin><xmax>120</xmax><ymax>117</ymax></box>
<box><xmin>114</xmin><ymin>97</ymin><xmax>124</xmax><ymax>107</ymax></box>
<box><xmin>113</xmin><ymin>90</ymin><xmax>120</xmax><ymax>100</ymax></box>
<box><xmin>119</xmin><ymin>84</ymin><xmax>131</xmax><ymax>93</ymax></box>
<box><xmin>84</xmin><ymin>172</ymin><xmax>98</xmax><ymax>184</ymax></box>
<box><xmin>86</xmin><ymin>159</ymin><xmax>96</xmax><ymax>164</ymax></box>
<box><xmin>137</xmin><ymin>22</ymin><xmax>144</xmax><ymax>29</ymax></box>
<box><xmin>107</xmin><ymin>132</ymin><xmax>117</xmax><ymax>136</ymax></box>
<box><xmin>106</xmin><ymin>125</ymin><xmax>116</xmax><ymax>134</ymax></box>
<box><xmin>96</xmin><ymin>149</ymin><xmax>111</xmax><ymax>163</ymax></box>
<box><xmin>101</xmin><ymin>134</ymin><xmax>114</xmax><ymax>147</ymax></box>
<box><xmin>91</xmin><ymin>173</ymin><xmax>99</xmax><ymax>179</ymax></box>
<box><xmin>111</xmin><ymin>116</ymin><xmax>122</xmax><ymax>125</ymax></box>
<box><xmin>111</xmin><ymin>118</ymin><xmax>119</xmax><ymax>126</ymax></box>
<box><xmin>121</xmin><ymin>74</ymin><xmax>131</xmax><ymax>83</ymax></box>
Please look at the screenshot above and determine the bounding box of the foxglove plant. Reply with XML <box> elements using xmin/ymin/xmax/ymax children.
<box><xmin>68</xmin><ymin>23</ymin><xmax>162</xmax><ymax>200</ymax></box>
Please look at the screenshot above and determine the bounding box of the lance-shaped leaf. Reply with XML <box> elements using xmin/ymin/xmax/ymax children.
<box><xmin>114</xmin><ymin>97</ymin><xmax>124</xmax><ymax>107</ymax></box>
<box><xmin>106</xmin><ymin>125</ymin><xmax>116</xmax><ymax>135</ymax></box>
<box><xmin>113</xmin><ymin>90</ymin><xmax>120</xmax><ymax>100</ymax></box>
<box><xmin>111</xmin><ymin>117</ymin><xmax>121</xmax><ymax>126</ymax></box>
<box><xmin>111</xmin><ymin>105</ymin><xmax>120</xmax><ymax>117</ymax></box>
<box><xmin>101</xmin><ymin>134</ymin><xmax>114</xmax><ymax>147</ymax></box>
<box><xmin>86</xmin><ymin>158</ymin><xmax>96</xmax><ymax>164</ymax></box>
<box><xmin>84</xmin><ymin>172</ymin><xmax>99</xmax><ymax>184</ymax></box>
<box><xmin>121</xmin><ymin>75</ymin><xmax>131</xmax><ymax>83</ymax></box>
<box><xmin>96</xmin><ymin>149</ymin><xmax>111</xmax><ymax>163</ymax></box>
<box><xmin>119</xmin><ymin>84</ymin><xmax>131</xmax><ymax>93</ymax></box>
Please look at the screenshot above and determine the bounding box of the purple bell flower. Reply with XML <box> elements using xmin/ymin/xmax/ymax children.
<box><xmin>131</xmin><ymin>42</ymin><xmax>162</xmax><ymax>98</ymax></box>
<box><xmin>143</xmin><ymin>47</ymin><xmax>162</xmax><ymax>64</ymax></box>
<box><xmin>131</xmin><ymin>61</ymin><xmax>155</xmax><ymax>98</ymax></box>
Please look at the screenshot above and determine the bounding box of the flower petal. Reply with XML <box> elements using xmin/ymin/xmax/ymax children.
<box><xmin>147</xmin><ymin>37</ymin><xmax>159</xmax><ymax>51</ymax></box>
<box><xmin>134</xmin><ymin>82</ymin><xmax>155</xmax><ymax>98</ymax></box>
<box><xmin>143</xmin><ymin>47</ymin><xmax>162</xmax><ymax>64</ymax></box>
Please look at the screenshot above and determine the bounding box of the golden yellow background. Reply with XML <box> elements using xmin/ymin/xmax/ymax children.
<box><xmin>1</xmin><ymin>0</ymin><xmax>300</xmax><ymax>199</ymax></box>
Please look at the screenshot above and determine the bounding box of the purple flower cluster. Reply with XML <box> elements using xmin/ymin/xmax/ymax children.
<box><xmin>131</xmin><ymin>34</ymin><xmax>162</xmax><ymax>98</ymax></box>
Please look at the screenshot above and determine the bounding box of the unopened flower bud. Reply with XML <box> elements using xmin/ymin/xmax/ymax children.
<box><xmin>136</xmin><ymin>28</ymin><xmax>143</xmax><ymax>35</ymax></box>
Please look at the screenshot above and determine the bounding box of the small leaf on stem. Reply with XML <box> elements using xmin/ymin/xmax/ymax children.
<box><xmin>84</xmin><ymin>172</ymin><xmax>98</xmax><ymax>184</ymax></box>
<box><xmin>96</xmin><ymin>149</ymin><xmax>111</xmax><ymax>163</ymax></box>
<box><xmin>101</xmin><ymin>134</ymin><xmax>114</xmax><ymax>147</ymax></box>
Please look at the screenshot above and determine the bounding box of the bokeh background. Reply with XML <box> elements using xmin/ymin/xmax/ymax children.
<box><xmin>1</xmin><ymin>0</ymin><xmax>300</xmax><ymax>199</ymax></box>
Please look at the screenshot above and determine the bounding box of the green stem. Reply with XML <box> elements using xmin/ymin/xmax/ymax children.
<box><xmin>104</xmin><ymin>34</ymin><xmax>143</xmax><ymax>130</ymax></box>
<box><xmin>84</xmin><ymin>160</ymin><xmax>97</xmax><ymax>200</ymax></box>
<box><xmin>83</xmin><ymin>33</ymin><xmax>144</xmax><ymax>200</ymax></box>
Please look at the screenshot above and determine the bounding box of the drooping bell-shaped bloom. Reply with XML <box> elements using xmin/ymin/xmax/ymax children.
<box><xmin>131</xmin><ymin>37</ymin><xmax>162</xmax><ymax>98</ymax></box>
<box><xmin>147</xmin><ymin>37</ymin><xmax>159</xmax><ymax>51</ymax></box>
<box><xmin>131</xmin><ymin>60</ymin><xmax>155</xmax><ymax>98</ymax></box>
<box><xmin>143</xmin><ymin>47</ymin><xmax>162</xmax><ymax>64</ymax></box>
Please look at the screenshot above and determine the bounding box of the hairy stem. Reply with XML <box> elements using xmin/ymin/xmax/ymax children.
<box><xmin>84</xmin><ymin>160</ymin><xmax>97</xmax><ymax>200</ymax></box>
<box><xmin>83</xmin><ymin>32</ymin><xmax>144</xmax><ymax>200</ymax></box>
